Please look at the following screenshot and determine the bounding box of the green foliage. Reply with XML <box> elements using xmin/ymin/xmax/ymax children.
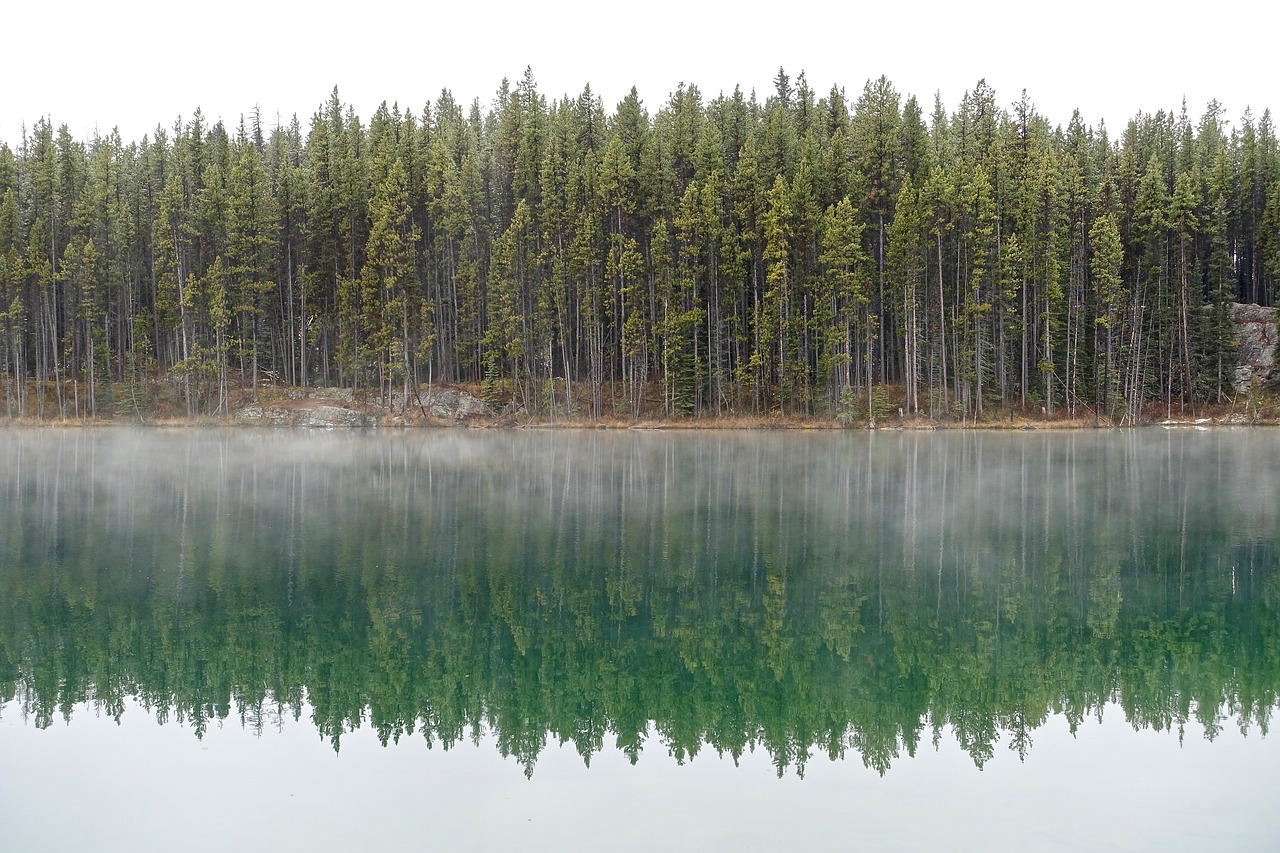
<box><xmin>481</xmin><ymin>354</ymin><xmax>502</xmax><ymax>410</ymax></box>
<box><xmin>0</xmin><ymin>81</ymin><xmax>1277</xmax><ymax>419</ymax></box>
<box><xmin>870</xmin><ymin>385</ymin><xmax>892</xmax><ymax>420</ymax></box>
<box><xmin>836</xmin><ymin>385</ymin><xmax>859</xmax><ymax>424</ymax></box>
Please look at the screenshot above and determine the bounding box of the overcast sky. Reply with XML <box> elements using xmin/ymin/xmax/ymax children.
<box><xmin>3</xmin><ymin>1</ymin><xmax>1274</xmax><ymax>148</ymax></box>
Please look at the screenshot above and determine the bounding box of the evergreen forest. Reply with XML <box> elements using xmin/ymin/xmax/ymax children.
<box><xmin>2</xmin><ymin>70</ymin><xmax>1279</xmax><ymax>422</ymax></box>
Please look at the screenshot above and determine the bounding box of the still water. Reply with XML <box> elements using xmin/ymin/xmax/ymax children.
<box><xmin>2</xmin><ymin>428</ymin><xmax>1279</xmax><ymax>850</ymax></box>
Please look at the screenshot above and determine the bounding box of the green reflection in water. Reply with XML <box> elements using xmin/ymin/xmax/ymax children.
<box><xmin>1</xmin><ymin>429</ymin><xmax>1277</xmax><ymax>776</ymax></box>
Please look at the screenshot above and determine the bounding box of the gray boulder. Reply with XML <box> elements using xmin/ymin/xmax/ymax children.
<box><xmin>234</xmin><ymin>402</ymin><xmax>374</xmax><ymax>427</ymax></box>
<box><xmin>426</xmin><ymin>390</ymin><xmax>487</xmax><ymax>420</ymax></box>
<box><xmin>303</xmin><ymin>405</ymin><xmax>374</xmax><ymax>427</ymax></box>
<box><xmin>388</xmin><ymin>389</ymin><xmax>488</xmax><ymax>420</ymax></box>
<box><xmin>287</xmin><ymin>386</ymin><xmax>355</xmax><ymax>403</ymax></box>
<box><xmin>1232</xmin><ymin>303</ymin><xmax>1278</xmax><ymax>393</ymax></box>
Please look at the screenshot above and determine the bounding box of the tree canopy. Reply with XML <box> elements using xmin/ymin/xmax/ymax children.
<box><xmin>2</xmin><ymin>75</ymin><xmax>1278</xmax><ymax>421</ymax></box>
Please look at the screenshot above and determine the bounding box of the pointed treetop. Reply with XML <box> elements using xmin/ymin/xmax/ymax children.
<box><xmin>774</xmin><ymin>68</ymin><xmax>792</xmax><ymax>108</ymax></box>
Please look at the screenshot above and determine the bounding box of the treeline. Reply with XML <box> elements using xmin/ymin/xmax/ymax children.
<box><xmin>2</xmin><ymin>70</ymin><xmax>1279</xmax><ymax>421</ymax></box>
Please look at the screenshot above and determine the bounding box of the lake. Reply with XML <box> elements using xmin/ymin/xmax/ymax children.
<box><xmin>2</xmin><ymin>428</ymin><xmax>1279</xmax><ymax>851</ymax></box>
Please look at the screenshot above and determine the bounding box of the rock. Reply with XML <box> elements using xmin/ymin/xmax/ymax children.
<box><xmin>287</xmin><ymin>386</ymin><xmax>354</xmax><ymax>402</ymax></box>
<box><xmin>304</xmin><ymin>405</ymin><xmax>373</xmax><ymax>427</ymax></box>
<box><xmin>240</xmin><ymin>386</ymin><xmax>486</xmax><ymax>425</ymax></box>
<box><xmin>425</xmin><ymin>390</ymin><xmax>487</xmax><ymax>420</ymax></box>
<box><xmin>234</xmin><ymin>405</ymin><xmax>266</xmax><ymax>424</ymax></box>
<box><xmin>233</xmin><ymin>401</ymin><xmax>374</xmax><ymax>427</ymax></box>
<box><xmin>387</xmin><ymin>389</ymin><xmax>488</xmax><ymax>420</ymax></box>
<box><xmin>1232</xmin><ymin>303</ymin><xmax>1278</xmax><ymax>393</ymax></box>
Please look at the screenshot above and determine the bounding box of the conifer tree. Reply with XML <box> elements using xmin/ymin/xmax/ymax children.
<box><xmin>226</xmin><ymin>131</ymin><xmax>277</xmax><ymax>397</ymax></box>
<box><xmin>1089</xmin><ymin>212</ymin><xmax>1124</xmax><ymax>419</ymax></box>
<box><xmin>361</xmin><ymin>157</ymin><xmax>419</xmax><ymax>406</ymax></box>
<box><xmin>0</xmin><ymin>75</ymin><xmax>1274</xmax><ymax>423</ymax></box>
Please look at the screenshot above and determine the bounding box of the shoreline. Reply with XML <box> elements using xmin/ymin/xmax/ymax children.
<box><xmin>6</xmin><ymin>381</ymin><xmax>1277</xmax><ymax>431</ymax></box>
<box><xmin>3</xmin><ymin>414</ymin><xmax>1274</xmax><ymax>431</ymax></box>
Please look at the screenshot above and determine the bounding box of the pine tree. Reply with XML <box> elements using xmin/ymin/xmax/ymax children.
<box><xmin>888</xmin><ymin>175</ymin><xmax>926</xmax><ymax>414</ymax></box>
<box><xmin>761</xmin><ymin>174</ymin><xmax>793</xmax><ymax>413</ymax></box>
<box><xmin>852</xmin><ymin>76</ymin><xmax>901</xmax><ymax>383</ymax></box>
<box><xmin>361</xmin><ymin>157</ymin><xmax>419</xmax><ymax>406</ymax></box>
<box><xmin>1089</xmin><ymin>212</ymin><xmax>1124</xmax><ymax>420</ymax></box>
<box><xmin>0</xmin><ymin>74</ymin><xmax>1276</xmax><ymax>424</ymax></box>
<box><xmin>818</xmin><ymin>197</ymin><xmax>868</xmax><ymax>408</ymax></box>
<box><xmin>226</xmin><ymin>131</ymin><xmax>277</xmax><ymax>398</ymax></box>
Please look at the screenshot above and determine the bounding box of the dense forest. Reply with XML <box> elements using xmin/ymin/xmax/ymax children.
<box><xmin>2</xmin><ymin>70</ymin><xmax>1278</xmax><ymax>422</ymax></box>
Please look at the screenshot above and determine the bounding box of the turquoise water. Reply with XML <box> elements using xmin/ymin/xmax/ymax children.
<box><xmin>2</xmin><ymin>429</ymin><xmax>1278</xmax><ymax>850</ymax></box>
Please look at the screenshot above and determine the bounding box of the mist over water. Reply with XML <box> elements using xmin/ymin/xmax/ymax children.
<box><xmin>1</xmin><ymin>428</ymin><xmax>1278</xmax><ymax>778</ymax></box>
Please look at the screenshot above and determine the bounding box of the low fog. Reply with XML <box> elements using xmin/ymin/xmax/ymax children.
<box><xmin>1</xmin><ymin>427</ymin><xmax>1277</xmax><ymax>576</ymax></box>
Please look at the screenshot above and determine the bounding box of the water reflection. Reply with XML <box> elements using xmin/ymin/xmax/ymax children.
<box><xmin>1</xmin><ymin>428</ymin><xmax>1277</xmax><ymax>776</ymax></box>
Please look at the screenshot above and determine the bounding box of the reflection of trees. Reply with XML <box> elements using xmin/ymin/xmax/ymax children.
<box><xmin>1</xmin><ymin>430</ymin><xmax>1278</xmax><ymax>775</ymax></box>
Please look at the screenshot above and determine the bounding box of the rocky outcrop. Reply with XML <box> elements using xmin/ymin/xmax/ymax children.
<box><xmin>389</xmin><ymin>389</ymin><xmax>488</xmax><ymax>420</ymax></box>
<box><xmin>234</xmin><ymin>401</ymin><xmax>374</xmax><ymax>427</ymax></box>
<box><xmin>424</xmin><ymin>390</ymin><xmax>487</xmax><ymax>420</ymax></box>
<box><xmin>1233</xmin><ymin>303</ymin><xmax>1277</xmax><ymax>393</ymax></box>
<box><xmin>286</xmin><ymin>386</ymin><xmax>355</xmax><ymax>403</ymax></box>
<box><xmin>233</xmin><ymin>387</ymin><xmax>488</xmax><ymax>426</ymax></box>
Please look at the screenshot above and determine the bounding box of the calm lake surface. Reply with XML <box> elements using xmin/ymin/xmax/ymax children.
<box><xmin>2</xmin><ymin>428</ymin><xmax>1279</xmax><ymax>850</ymax></box>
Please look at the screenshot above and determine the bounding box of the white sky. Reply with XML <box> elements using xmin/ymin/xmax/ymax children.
<box><xmin>3</xmin><ymin>1</ymin><xmax>1274</xmax><ymax>148</ymax></box>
